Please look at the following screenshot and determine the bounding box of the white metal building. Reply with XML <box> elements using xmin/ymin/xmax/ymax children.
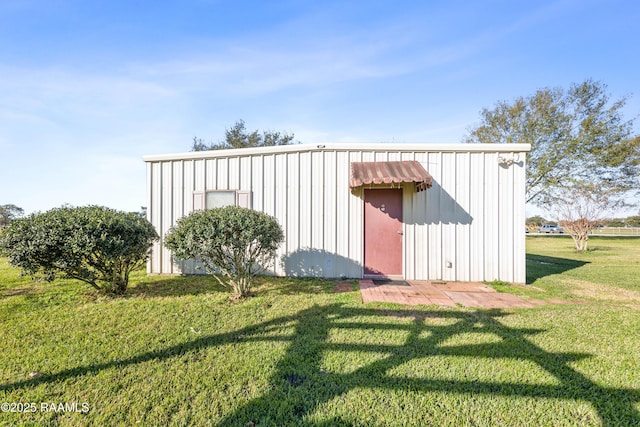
<box><xmin>143</xmin><ymin>143</ymin><xmax>530</xmax><ymax>283</ymax></box>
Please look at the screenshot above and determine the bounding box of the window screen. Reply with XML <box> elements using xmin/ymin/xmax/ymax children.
<box><xmin>205</xmin><ymin>191</ymin><xmax>236</xmax><ymax>209</ymax></box>
<box><xmin>193</xmin><ymin>190</ymin><xmax>251</xmax><ymax>211</ymax></box>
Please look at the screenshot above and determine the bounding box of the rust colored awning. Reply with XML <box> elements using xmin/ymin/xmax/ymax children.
<box><xmin>350</xmin><ymin>161</ymin><xmax>433</xmax><ymax>192</ymax></box>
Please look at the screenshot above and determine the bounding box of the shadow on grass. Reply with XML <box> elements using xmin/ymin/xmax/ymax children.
<box><xmin>127</xmin><ymin>275</ymin><xmax>226</xmax><ymax>298</ymax></box>
<box><xmin>127</xmin><ymin>275</ymin><xmax>338</xmax><ymax>298</ymax></box>
<box><xmin>0</xmin><ymin>286</ymin><xmax>39</xmax><ymax>299</ymax></box>
<box><xmin>526</xmin><ymin>254</ymin><xmax>589</xmax><ymax>284</ymax></box>
<box><xmin>259</xmin><ymin>276</ymin><xmax>338</xmax><ymax>295</ymax></box>
<box><xmin>2</xmin><ymin>305</ymin><xmax>638</xmax><ymax>425</ymax></box>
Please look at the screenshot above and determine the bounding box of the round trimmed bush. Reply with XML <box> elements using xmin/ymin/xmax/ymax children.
<box><xmin>164</xmin><ymin>206</ymin><xmax>284</xmax><ymax>298</ymax></box>
<box><xmin>0</xmin><ymin>205</ymin><xmax>158</xmax><ymax>295</ymax></box>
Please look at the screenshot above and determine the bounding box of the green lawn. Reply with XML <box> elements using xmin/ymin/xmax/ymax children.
<box><xmin>1</xmin><ymin>237</ymin><xmax>639</xmax><ymax>426</ymax></box>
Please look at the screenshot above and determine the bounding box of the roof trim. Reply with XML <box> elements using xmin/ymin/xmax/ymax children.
<box><xmin>143</xmin><ymin>143</ymin><xmax>531</xmax><ymax>162</ymax></box>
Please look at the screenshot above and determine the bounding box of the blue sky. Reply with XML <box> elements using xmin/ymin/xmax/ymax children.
<box><xmin>1</xmin><ymin>0</ymin><xmax>639</xmax><ymax>217</ymax></box>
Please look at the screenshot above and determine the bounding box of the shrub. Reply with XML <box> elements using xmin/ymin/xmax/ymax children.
<box><xmin>164</xmin><ymin>206</ymin><xmax>284</xmax><ymax>298</ymax></box>
<box><xmin>0</xmin><ymin>205</ymin><xmax>158</xmax><ymax>295</ymax></box>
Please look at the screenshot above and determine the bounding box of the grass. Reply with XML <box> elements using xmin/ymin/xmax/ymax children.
<box><xmin>492</xmin><ymin>236</ymin><xmax>640</xmax><ymax>306</ymax></box>
<box><xmin>1</xmin><ymin>237</ymin><xmax>639</xmax><ymax>426</ymax></box>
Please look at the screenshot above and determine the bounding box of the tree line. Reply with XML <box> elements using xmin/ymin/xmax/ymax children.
<box><xmin>527</xmin><ymin>214</ymin><xmax>640</xmax><ymax>229</ymax></box>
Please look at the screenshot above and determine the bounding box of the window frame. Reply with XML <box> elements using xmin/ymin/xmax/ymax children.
<box><xmin>193</xmin><ymin>190</ymin><xmax>251</xmax><ymax>210</ymax></box>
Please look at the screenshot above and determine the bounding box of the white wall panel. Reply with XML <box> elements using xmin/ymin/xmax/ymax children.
<box><xmin>251</xmin><ymin>156</ymin><xmax>263</xmax><ymax>212</ymax></box>
<box><xmin>148</xmin><ymin>162</ymin><xmax>160</xmax><ymax>273</ymax></box>
<box><xmin>286</xmin><ymin>153</ymin><xmax>300</xmax><ymax>261</ymax></box>
<box><xmin>172</xmin><ymin>162</ymin><xmax>183</xmax><ymax>224</ymax></box>
<box><xmin>469</xmin><ymin>153</ymin><xmax>485</xmax><ymax>281</ymax></box>
<box><xmin>145</xmin><ymin>144</ymin><xmax>528</xmax><ymax>283</ymax></box>
<box><xmin>228</xmin><ymin>157</ymin><xmax>239</xmax><ymax>190</ymax></box>
<box><xmin>413</xmin><ymin>152</ymin><xmax>429</xmax><ymax>280</ymax></box>
<box><xmin>274</xmin><ymin>154</ymin><xmax>288</xmax><ymax>274</ymax></box>
<box><xmin>298</xmin><ymin>152</ymin><xmax>312</xmax><ymax>253</ymax></box>
<box><xmin>402</xmin><ymin>152</ymin><xmax>417</xmax><ymax>280</ymax></box>
<box><xmin>348</xmin><ymin>151</ymin><xmax>364</xmax><ymax>276</ymax></box>
<box><xmin>323</xmin><ymin>150</ymin><xmax>337</xmax><ymax>278</ymax></box>
<box><xmin>194</xmin><ymin>160</ymin><xmax>205</xmax><ymax>193</ymax></box>
<box><xmin>513</xmin><ymin>155</ymin><xmax>527</xmax><ymax>283</ymax></box>
<box><xmin>311</xmin><ymin>151</ymin><xmax>324</xmax><ymax>255</ymax></box>
<box><xmin>336</xmin><ymin>151</ymin><xmax>355</xmax><ymax>277</ymax></box>
<box><xmin>205</xmin><ymin>159</ymin><xmax>215</xmax><ymax>190</ymax></box>
<box><xmin>441</xmin><ymin>152</ymin><xmax>456</xmax><ymax>281</ymax></box>
<box><xmin>483</xmin><ymin>153</ymin><xmax>499</xmax><ymax>281</ymax></box>
<box><xmin>183</xmin><ymin>160</ymin><xmax>194</xmax><ymax>214</ymax></box>
<box><xmin>262</xmin><ymin>155</ymin><xmax>275</xmax><ymax>217</ymax></box>
<box><xmin>161</xmin><ymin>162</ymin><xmax>174</xmax><ymax>273</ymax></box>
<box><xmin>426</xmin><ymin>152</ymin><xmax>442</xmax><ymax>280</ymax></box>
<box><xmin>239</xmin><ymin>157</ymin><xmax>251</xmax><ymax>191</ymax></box>
<box><xmin>455</xmin><ymin>152</ymin><xmax>471</xmax><ymax>282</ymax></box>
<box><xmin>498</xmin><ymin>160</ymin><xmax>515</xmax><ymax>282</ymax></box>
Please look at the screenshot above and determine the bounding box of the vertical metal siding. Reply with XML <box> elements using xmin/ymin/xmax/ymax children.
<box><xmin>426</xmin><ymin>151</ymin><xmax>442</xmax><ymax>280</ymax></box>
<box><xmin>150</xmin><ymin>162</ymin><xmax>162</xmax><ymax>273</ymax></box>
<box><xmin>160</xmin><ymin>162</ymin><xmax>174</xmax><ymax>273</ymax></box>
<box><xmin>498</xmin><ymin>159</ymin><xmax>515</xmax><ymax>282</ymax></box>
<box><xmin>205</xmin><ymin>159</ymin><xmax>215</xmax><ymax>189</ymax></box>
<box><xmin>146</xmin><ymin>162</ymin><xmax>153</xmax><ymax>274</ymax></box>
<box><xmin>311</xmin><ymin>151</ymin><xmax>324</xmax><ymax>257</ymax></box>
<box><xmin>513</xmin><ymin>155</ymin><xmax>527</xmax><ymax>283</ymax></box>
<box><xmin>323</xmin><ymin>150</ymin><xmax>337</xmax><ymax>277</ymax></box>
<box><xmin>483</xmin><ymin>153</ymin><xmax>499</xmax><ymax>281</ymax></box>
<box><xmin>146</xmin><ymin>145</ymin><xmax>527</xmax><ymax>283</ymax></box>
<box><xmin>455</xmin><ymin>152</ymin><xmax>471</xmax><ymax>282</ymax></box>
<box><xmin>335</xmin><ymin>151</ymin><xmax>351</xmax><ymax>277</ymax></box>
<box><xmin>469</xmin><ymin>153</ymin><xmax>485</xmax><ymax>281</ymax></box>
<box><xmin>402</xmin><ymin>152</ymin><xmax>417</xmax><ymax>280</ymax></box>
<box><xmin>298</xmin><ymin>152</ymin><xmax>312</xmax><ymax>253</ymax></box>
<box><xmin>440</xmin><ymin>152</ymin><xmax>456</xmax><ymax>281</ymax></box>
<box><xmin>348</xmin><ymin>151</ymin><xmax>364</xmax><ymax>277</ymax></box>
<box><xmin>285</xmin><ymin>153</ymin><xmax>300</xmax><ymax>274</ymax></box>
<box><xmin>262</xmin><ymin>155</ymin><xmax>275</xmax><ymax>217</ymax></box>
<box><xmin>274</xmin><ymin>154</ymin><xmax>288</xmax><ymax>275</ymax></box>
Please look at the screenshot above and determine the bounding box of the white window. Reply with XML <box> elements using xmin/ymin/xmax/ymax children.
<box><xmin>193</xmin><ymin>190</ymin><xmax>251</xmax><ymax>210</ymax></box>
<box><xmin>206</xmin><ymin>191</ymin><xmax>236</xmax><ymax>209</ymax></box>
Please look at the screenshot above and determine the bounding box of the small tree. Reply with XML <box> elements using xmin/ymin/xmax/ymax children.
<box><xmin>164</xmin><ymin>206</ymin><xmax>284</xmax><ymax>299</ymax></box>
<box><xmin>553</xmin><ymin>187</ymin><xmax>610</xmax><ymax>252</ymax></box>
<box><xmin>0</xmin><ymin>206</ymin><xmax>158</xmax><ymax>295</ymax></box>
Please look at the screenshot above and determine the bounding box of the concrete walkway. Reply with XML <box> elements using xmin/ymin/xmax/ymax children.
<box><xmin>359</xmin><ymin>279</ymin><xmax>542</xmax><ymax>308</ymax></box>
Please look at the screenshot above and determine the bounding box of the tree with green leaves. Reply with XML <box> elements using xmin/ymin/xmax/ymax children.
<box><xmin>192</xmin><ymin>119</ymin><xmax>296</xmax><ymax>151</ymax></box>
<box><xmin>465</xmin><ymin>80</ymin><xmax>639</xmax><ymax>206</ymax></box>
<box><xmin>466</xmin><ymin>80</ymin><xmax>640</xmax><ymax>251</ymax></box>
<box><xmin>164</xmin><ymin>206</ymin><xmax>284</xmax><ymax>299</ymax></box>
<box><xmin>0</xmin><ymin>206</ymin><xmax>158</xmax><ymax>295</ymax></box>
<box><xmin>0</xmin><ymin>204</ymin><xmax>24</xmax><ymax>227</ymax></box>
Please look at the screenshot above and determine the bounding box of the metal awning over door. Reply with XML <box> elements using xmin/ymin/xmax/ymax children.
<box><xmin>349</xmin><ymin>161</ymin><xmax>433</xmax><ymax>192</ymax></box>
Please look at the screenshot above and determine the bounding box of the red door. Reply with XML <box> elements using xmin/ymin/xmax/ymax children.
<box><xmin>364</xmin><ymin>189</ymin><xmax>403</xmax><ymax>277</ymax></box>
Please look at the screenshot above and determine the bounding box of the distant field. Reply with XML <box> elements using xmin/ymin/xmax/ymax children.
<box><xmin>0</xmin><ymin>237</ymin><xmax>638</xmax><ymax>426</ymax></box>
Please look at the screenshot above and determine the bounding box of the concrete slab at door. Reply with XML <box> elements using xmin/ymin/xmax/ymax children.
<box><xmin>364</xmin><ymin>189</ymin><xmax>403</xmax><ymax>276</ymax></box>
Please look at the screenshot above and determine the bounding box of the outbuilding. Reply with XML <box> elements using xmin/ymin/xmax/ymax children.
<box><xmin>143</xmin><ymin>143</ymin><xmax>530</xmax><ymax>283</ymax></box>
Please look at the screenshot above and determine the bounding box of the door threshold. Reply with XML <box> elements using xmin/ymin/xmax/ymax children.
<box><xmin>363</xmin><ymin>274</ymin><xmax>404</xmax><ymax>280</ymax></box>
